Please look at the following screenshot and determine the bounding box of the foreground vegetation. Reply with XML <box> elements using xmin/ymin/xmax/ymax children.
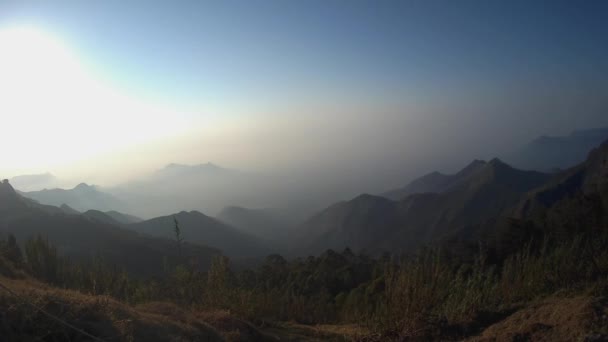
<box><xmin>2</xmin><ymin>223</ymin><xmax>608</xmax><ymax>341</ymax></box>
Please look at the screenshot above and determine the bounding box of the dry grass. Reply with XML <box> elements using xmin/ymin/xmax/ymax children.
<box><xmin>0</xmin><ymin>275</ymin><xmax>224</xmax><ymax>341</ymax></box>
<box><xmin>468</xmin><ymin>295</ymin><xmax>608</xmax><ymax>342</ymax></box>
<box><xmin>260</xmin><ymin>321</ymin><xmax>369</xmax><ymax>341</ymax></box>
<box><xmin>138</xmin><ymin>303</ymin><xmax>276</xmax><ymax>342</ymax></box>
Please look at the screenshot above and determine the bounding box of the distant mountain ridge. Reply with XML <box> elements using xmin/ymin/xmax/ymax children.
<box><xmin>59</xmin><ymin>204</ymin><xmax>80</xmax><ymax>215</ymax></box>
<box><xmin>9</xmin><ymin>173</ymin><xmax>58</xmax><ymax>191</ymax></box>
<box><xmin>298</xmin><ymin>136</ymin><xmax>608</xmax><ymax>258</ymax></box>
<box><xmin>105</xmin><ymin>210</ymin><xmax>143</xmax><ymax>224</ymax></box>
<box><xmin>0</xmin><ymin>180</ymin><xmax>220</xmax><ymax>276</ymax></box>
<box><xmin>382</xmin><ymin>159</ymin><xmax>487</xmax><ymax>200</ymax></box>
<box><xmin>129</xmin><ymin>210</ymin><xmax>270</xmax><ymax>258</ymax></box>
<box><xmin>513</xmin><ymin>137</ymin><xmax>608</xmax><ymax>224</ymax></box>
<box><xmin>21</xmin><ymin>183</ymin><xmax>125</xmax><ymax>213</ymax></box>
<box><xmin>441</xmin><ymin>136</ymin><xmax>608</xmax><ymax>261</ymax></box>
<box><xmin>80</xmin><ymin>209</ymin><xmax>142</xmax><ymax>226</ymax></box>
<box><xmin>108</xmin><ymin>162</ymin><xmax>251</xmax><ymax>218</ymax></box>
<box><xmin>505</xmin><ymin>127</ymin><xmax>608</xmax><ymax>171</ymax></box>
<box><xmin>298</xmin><ymin>158</ymin><xmax>552</xmax><ymax>255</ymax></box>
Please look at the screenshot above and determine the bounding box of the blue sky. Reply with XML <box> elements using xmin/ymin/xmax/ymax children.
<box><xmin>1</xmin><ymin>0</ymin><xmax>607</xmax><ymax>183</ymax></box>
<box><xmin>3</xmin><ymin>0</ymin><xmax>606</xmax><ymax>112</ymax></box>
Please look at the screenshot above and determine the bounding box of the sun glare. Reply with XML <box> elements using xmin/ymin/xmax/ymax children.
<box><xmin>0</xmin><ymin>27</ymin><xmax>187</xmax><ymax>174</ymax></box>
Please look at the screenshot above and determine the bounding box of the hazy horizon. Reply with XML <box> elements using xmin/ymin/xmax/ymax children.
<box><xmin>2</xmin><ymin>3</ymin><xmax>608</xmax><ymax>340</ymax></box>
<box><xmin>1</xmin><ymin>0</ymin><xmax>607</xmax><ymax>196</ymax></box>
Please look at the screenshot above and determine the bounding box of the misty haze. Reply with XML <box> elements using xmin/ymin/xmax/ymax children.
<box><xmin>1</xmin><ymin>1</ymin><xmax>608</xmax><ymax>341</ymax></box>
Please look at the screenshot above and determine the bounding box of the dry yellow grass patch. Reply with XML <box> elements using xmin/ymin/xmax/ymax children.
<box><xmin>0</xmin><ymin>276</ymin><xmax>223</xmax><ymax>341</ymax></box>
<box><xmin>468</xmin><ymin>295</ymin><xmax>608</xmax><ymax>342</ymax></box>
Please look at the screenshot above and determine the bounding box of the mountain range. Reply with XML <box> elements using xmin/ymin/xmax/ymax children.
<box><xmin>0</xmin><ymin>180</ymin><xmax>219</xmax><ymax>276</ymax></box>
<box><xmin>20</xmin><ymin>183</ymin><xmax>125</xmax><ymax>213</ymax></box>
<box><xmin>5</xmin><ymin>128</ymin><xmax>608</xmax><ymax>264</ymax></box>
<box><xmin>504</xmin><ymin>127</ymin><xmax>608</xmax><ymax>171</ymax></box>
<box><xmin>382</xmin><ymin>159</ymin><xmax>488</xmax><ymax>200</ymax></box>
<box><xmin>56</xmin><ymin>204</ymin><xmax>143</xmax><ymax>225</ymax></box>
<box><xmin>448</xmin><ymin>136</ymin><xmax>608</xmax><ymax>260</ymax></box>
<box><xmin>2</xmin><ymin>136</ymin><xmax>607</xmax><ymax>341</ymax></box>
<box><xmin>128</xmin><ymin>210</ymin><xmax>270</xmax><ymax>258</ymax></box>
<box><xmin>298</xmin><ymin>135</ymin><xmax>608</xmax><ymax>259</ymax></box>
<box><xmin>9</xmin><ymin>173</ymin><xmax>59</xmax><ymax>191</ymax></box>
<box><xmin>297</xmin><ymin>158</ymin><xmax>553</xmax><ymax>255</ymax></box>
<box><xmin>106</xmin><ymin>162</ymin><xmax>253</xmax><ymax>218</ymax></box>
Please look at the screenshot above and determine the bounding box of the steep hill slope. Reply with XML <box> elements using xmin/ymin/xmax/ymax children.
<box><xmin>0</xmin><ymin>255</ymin><xmax>276</xmax><ymax>342</ymax></box>
<box><xmin>505</xmin><ymin>127</ymin><xmax>608</xmax><ymax>171</ymax></box>
<box><xmin>441</xmin><ymin>138</ymin><xmax>608</xmax><ymax>261</ymax></box>
<box><xmin>298</xmin><ymin>159</ymin><xmax>551</xmax><ymax>254</ymax></box>
<box><xmin>382</xmin><ymin>160</ymin><xmax>487</xmax><ymax>200</ymax></box>
<box><xmin>129</xmin><ymin>211</ymin><xmax>269</xmax><ymax>258</ymax></box>
<box><xmin>506</xmin><ymin>137</ymin><xmax>608</xmax><ymax>240</ymax></box>
<box><xmin>60</xmin><ymin>203</ymin><xmax>81</xmax><ymax>215</ymax></box>
<box><xmin>22</xmin><ymin>183</ymin><xmax>125</xmax><ymax>212</ymax></box>
<box><xmin>105</xmin><ymin>210</ymin><xmax>143</xmax><ymax>224</ymax></box>
<box><xmin>0</xmin><ymin>181</ymin><xmax>219</xmax><ymax>276</ymax></box>
<box><xmin>82</xmin><ymin>209</ymin><xmax>125</xmax><ymax>226</ymax></box>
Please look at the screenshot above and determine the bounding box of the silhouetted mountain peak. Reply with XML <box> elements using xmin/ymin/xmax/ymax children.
<box><xmin>21</xmin><ymin>183</ymin><xmax>123</xmax><ymax>213</ymax></box>
<box><xmin>0</xmin><ymin>179</ymin><xmax>16</xmax><ymax>194</ymax></box>
<box><xmin>131</xmin><ymin>209</ymin><xmax>269</xmax><ymax>258</ymax></box>
<box><xmin>383</xmin><ymin>159</ymin><xmax>491</xmax><ymax>200</ymax></box>
<box><xmin>0</xmin><ymin>179</ymin><xmax>18</xmax><ymax>202</ymax></box>
<box><xmin>458</xmin><ymin>159</ymin><xmax>487</xmax><ymax>175</ymax></box>
<box><xmin>0</xmin><ymin>180</ymin><xmax>29</xmax><ymax>212</ymax></box>
<box><xmin>74</xmin><ymin>183</ymin><xmax>95</xmax><ymax>191</ymax></box>
<box><xmin>174</xmin><ymin>210</ymin><xmax>210</xmax><ymax>219</ymax></box>
<box><xmin>505</xmin><ymin>127</ymin><xmax>608</xmax><ymax>171</ymax></box>
<box><xmin>487</xmin><ymin>158</ymin><xmax>510</xmax><ymax>169</ymax></box>
<box><xmin>513</xmin><ymin>137</ymin><xmax>608</xmax><ymax>227</ymax></box>
<box><xmin>470</xmin><ymin>158</ymin><xmax>523</xmax><ymax>185</ymax></box>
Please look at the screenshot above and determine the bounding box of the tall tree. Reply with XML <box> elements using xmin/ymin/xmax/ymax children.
<box><xmin>173</xmin><ymin>216</ymin><xmax>184</xmax><ymax>259</ymax></box>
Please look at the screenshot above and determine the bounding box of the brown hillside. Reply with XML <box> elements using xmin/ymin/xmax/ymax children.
<box><xmin>468</xmin><ymin>295</ymin><xmax>608</xmax><ymax>342</ymax></box>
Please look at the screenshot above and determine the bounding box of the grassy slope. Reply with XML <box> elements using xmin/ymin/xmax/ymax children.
<box><xmin>468</xmin><ymin>295</ymin><xmax>608</xmax><ymax>342</ymax></box>
<box><xmin>0</xmin><ymin>275</ymin><xmax>223</xmax><ymax>341</ymax></box>
<box><xmin>0</xmin><ymin>265</ymin><xmax>279</xmax><ymax>342</ymax></box>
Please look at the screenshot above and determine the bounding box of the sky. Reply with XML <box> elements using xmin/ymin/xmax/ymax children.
<box><xmin>0</xmin><ymin>0</ymin><xmax>607</xmax><ymax>188</ymax></box>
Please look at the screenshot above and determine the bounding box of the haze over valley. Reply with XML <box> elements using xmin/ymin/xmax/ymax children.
<box><xmin>1</xmin><ymin>1</ymin><xmax>608</xmax><ymax>341</ymax></box>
